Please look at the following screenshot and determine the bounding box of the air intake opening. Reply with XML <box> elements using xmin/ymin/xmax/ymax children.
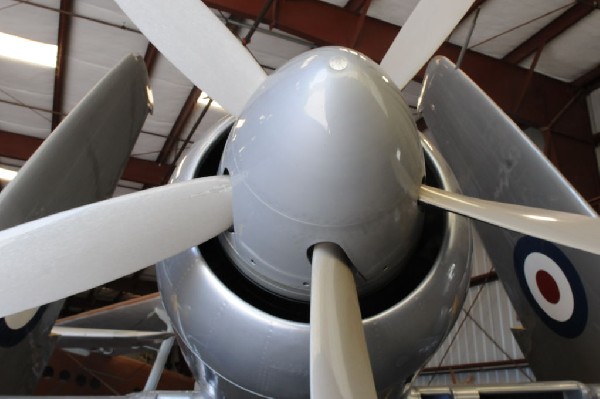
<box><xmin>194</xmin><ymin>130</ymin><xmax>446</xmax><ymax>322</ymax></box>
<box><xmin>357</xmin><ymin>150</ymin><xmax>445</xmax><ymax>317</ymax></box>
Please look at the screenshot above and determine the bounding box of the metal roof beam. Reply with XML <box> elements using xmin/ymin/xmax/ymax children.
<box><xmin>347</xmin><ymin>0</ymin><xmax>372</xmax><ymax>48</ymax></box>
<box><xmin>470</xmin><ymin>271</ymin><xmax>498</xmax><ymax>287</ymax></box>
<box><xmin>204</xmin><ymin>0</ymin><xmax>587</xmax><ymax>129</ymax></box>
<box><xmin>344</xmin><ymin>0</ymin><xmax>369</xmax><ymax>13</ymax></box>
<box><xmin>143</xmin><ymin>42</ymin><xmax>159</xmax><ymax>78</ymax></box>
<box><xmin>0</xmin><ymin>130</ymin><xmax>170</xmax><ymax>186</ymax></box>
<box><xmin>421</xmin><ymin>359</ymin><xmax>529</xmax><ymax>375</ymax></box>
<box><xmin>204</xmin><ymin>0</ymin><xmax>599</xmax><ymax>199</ymax></box>
<box><xmin>156</xmin><ymin>87</ymin><xmax>202</xmax><ymax>165</ymax></box>
<box><xmin>503</xmin><ymin>2</ymin><xmax>595</xmax><ymax>65</ymax></box>
<box><xmin>460</xmin><ymin>0</ymin><xmax>488</xmax><ymax>24</ymax></box>
<box><xmin>51</xmin><ymin>0</ymin><xmax>73</xmax><ymax>130</ymax></box>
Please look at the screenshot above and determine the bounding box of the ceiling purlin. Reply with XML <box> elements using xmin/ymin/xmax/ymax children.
<box><xmin>460</xmin><ymin>0</ymin><xmax>489</xmax><ymax>24</ymax></box>
<box><xmin>156</xmin><ymin>87</ymin><xmax>202</xmax><ymax>166</ymax></box>
<box><xmin>241</xmin><ymin>0</ymin><xmax>276</xmax><ymax>45</ymax></box>
<box><xmin>51</xmin><ymin>0</ymin><xmax>73</xmax><ymax>131</ymax></box>
<box><xmin>502</xmin><ymin>2</ymin><xmax>595</xmax><ymax>65</ymax></box>
<box><xmin>16</xmin><ymin>0</ymin><xmax>140</xmax><ymax>33</ymax></box>
<box><xmin>0</xmin><ymin>99</ymin><xmax>64</xmax><ymax>117</ymax></box>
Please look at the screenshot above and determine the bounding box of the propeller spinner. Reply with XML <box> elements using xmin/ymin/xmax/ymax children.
<box><xmin>219</xmin><ymin>47</ymin><xmax>425</xmax><ymax>301</ymax></box>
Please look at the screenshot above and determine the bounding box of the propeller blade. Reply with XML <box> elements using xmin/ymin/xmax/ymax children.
<box><xmin>114</xmin><ymin>0</ymin><xmax>266</xmax><ymax>116</ymax></box>
<box><xmin>310</xmin><ymin>243</ymin><xmax>377</xmax><ymax>399</ymax></box>
<box><xmin>420</xmin><ymin>185</ymin><xmax>600</xmax><ymax>255</ymax></box>
<box><xmin>0</xmin><ymin>176</ymin><xmax>232</xmax><ymax>318</ymax></box>
<box><xmin>380</xmin><ymin>0</ymin><xmax>475</xmax><ymax>89</ymax></box>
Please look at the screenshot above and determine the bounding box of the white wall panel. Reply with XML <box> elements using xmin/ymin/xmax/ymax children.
<box><xmin>417</xmin><ymin>234</ymin><xmax>531</xmax><ymax>388</ymax></box>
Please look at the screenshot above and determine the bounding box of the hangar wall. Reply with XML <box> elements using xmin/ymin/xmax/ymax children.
<box><xmin>414</xmin><ymin>233</ymin><xmax>536</xmax><ymax>387</ymax></box>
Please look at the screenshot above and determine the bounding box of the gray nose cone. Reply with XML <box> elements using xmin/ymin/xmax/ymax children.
<box><xmin>220</xmin><ymin>46</ymin><xmax>425</xmax><ymax>301</ymax></box>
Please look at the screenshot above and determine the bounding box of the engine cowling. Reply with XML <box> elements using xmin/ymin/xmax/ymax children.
<box><xmin>158</xmin><ymin>124</ymin><xmax>471</xmax><ymax>398</ymax></box>
<box><xmin>157</xmin><ymin>49</ymin><xmax>471</xmax><ymax>398</ymax></box>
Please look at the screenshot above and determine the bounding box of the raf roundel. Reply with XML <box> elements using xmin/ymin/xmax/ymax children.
<box><xmin>514</xmin><ymin>236</ymin><xmax>587</xmax><ymax>338</ymax></box>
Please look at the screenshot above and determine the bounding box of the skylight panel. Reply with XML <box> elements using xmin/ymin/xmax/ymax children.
<box><xmin>0</xmin><ymin>32</ymin><xmax>57</xmax><ymax>68</ymax></box>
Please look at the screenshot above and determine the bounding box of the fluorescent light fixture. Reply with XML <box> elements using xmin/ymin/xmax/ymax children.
<box><xmin>0</xmin><ymin>32</ymin><xmax>57</xmax><ymax>68</ymax></box>
<box><xmin>197</xmin><ymin>92</ymin><xmax>223</xmax><ymax>110</ymax></box>
<box><xmin>0</xmin><ymin>167</ymin><xmax>17</xmax><ymax>182</ymax></box>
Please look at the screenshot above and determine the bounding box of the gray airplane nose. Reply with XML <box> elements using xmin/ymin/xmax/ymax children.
<box><xmin>220</xmin><ymin>46</ymin><xmax>425</xmax><ymax>301</ymax></box>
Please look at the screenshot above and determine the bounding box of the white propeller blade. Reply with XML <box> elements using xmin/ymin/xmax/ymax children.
<box><xmin>310</xmin><ymin>243</ymin><xmax>376</xmax><ymax>399</ymax></box>
<box><xmin>0</xmin><ymin>176</ymin><xmax>232</xmax><ymax>318</ymax></box>
<box><xmin>420</xmin><ymin>185</ymin><xmax>600</xmax><ymax>255</ymax></box>
<box><xmin>114</xmin><ymin>0</ymin><xmax>266</xmax><ymax>116</ymax></box>
<box><xmin>380</xmin><ymin>0</ymin><xmax>475</xmax><ymax>89</ymax></box>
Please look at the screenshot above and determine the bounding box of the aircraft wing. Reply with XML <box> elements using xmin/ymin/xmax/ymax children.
<box><xmin>0</xmin><ymin>54</ymin><xmax>150</xmax><ymax>394</ymax></box>
<box><xmin>51</xmin><ymin>327</ymin><xmax>172</xmax><ymax>355</ymax></box>
<box><xmin>420</xmin><ymin>56</ymin><xmax>600</xmax><ymax>382</ymax></box>
<box><xmin>54</xmin><ymin>293</ymin><xmax>167</xmax><ymax>355</ymax></box>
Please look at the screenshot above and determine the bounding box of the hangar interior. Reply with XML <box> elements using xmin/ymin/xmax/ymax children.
<box><xmin>0</xmin><ymin>0</ymin><xmax>599</xmax><ymax>396</ymax></box>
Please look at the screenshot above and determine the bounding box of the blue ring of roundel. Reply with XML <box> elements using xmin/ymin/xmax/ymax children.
<box><xmin>514</xmin><ymin>236</ymin><xmax>587</xmax><ymax>339</ymax></box>
<box><xmin>0</xmin><ymin>305</ymin><xmax>47</xmax><ymax>347</ymax></box>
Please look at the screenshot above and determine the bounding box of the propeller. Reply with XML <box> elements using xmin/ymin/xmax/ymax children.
<box><xmin>0</xmin><ymin>0</ymin><xmax>508</xmax><ymax>396</ymax></box>
<box><xmin>114</xmin><ymin>0</ymin><xmax>267</xmax><ymax>117</ymax></box>
<box><xmin>0</xmin><ymin>177</ymin><xmax>232</xmax><ymax>318</ymax></box>
<box><xmin>420</xmin><ymin>185</ymin><xmax>600</xmax><ymax>256</ymax></box>
<box><xmin>310</xmin><ymin>243</ymin><xmax>377</xmax><ymax>399</ymax></box>
<box><xmin>380</xmin><ymin>0</ymin><xmax>476</xmax><ymax>89</ymax></box>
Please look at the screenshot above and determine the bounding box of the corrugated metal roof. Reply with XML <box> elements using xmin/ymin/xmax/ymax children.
<box><xmin>1</xmin><ymin>0</ymin><xmax>598</xmax><ymax>183</ymax></box>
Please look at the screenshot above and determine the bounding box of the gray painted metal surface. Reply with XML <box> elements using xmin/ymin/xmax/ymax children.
<box><xmin>220</xmin><ymin>47</ymin><xmax>425</xmax><ymax>301</ymax></box>
<box><xmin>0</xmin><ymin>54</ymin><xmax>150</xmax><ymax>394</ymax></box>
<box><xmin>156</xmin><ymin>113</ymin><xmax>472</xmax><ymax>398</ymax></box>
<box><xmin>421</xmin><ymin>56</ymin><xmax>600</xmax><ymax>382</ymax></box>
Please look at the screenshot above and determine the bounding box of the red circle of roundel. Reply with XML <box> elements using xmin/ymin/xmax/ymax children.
<box><xmin>535</xmin><ymin>270</ymin><xmax>560</xmax><ymax>304</ymax></box>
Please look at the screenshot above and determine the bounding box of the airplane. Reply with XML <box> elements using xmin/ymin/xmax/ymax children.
<box><xmin>0</xmin><ymin>0</ymin><xmax>599</xmax><ymax>398</ymax></box>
